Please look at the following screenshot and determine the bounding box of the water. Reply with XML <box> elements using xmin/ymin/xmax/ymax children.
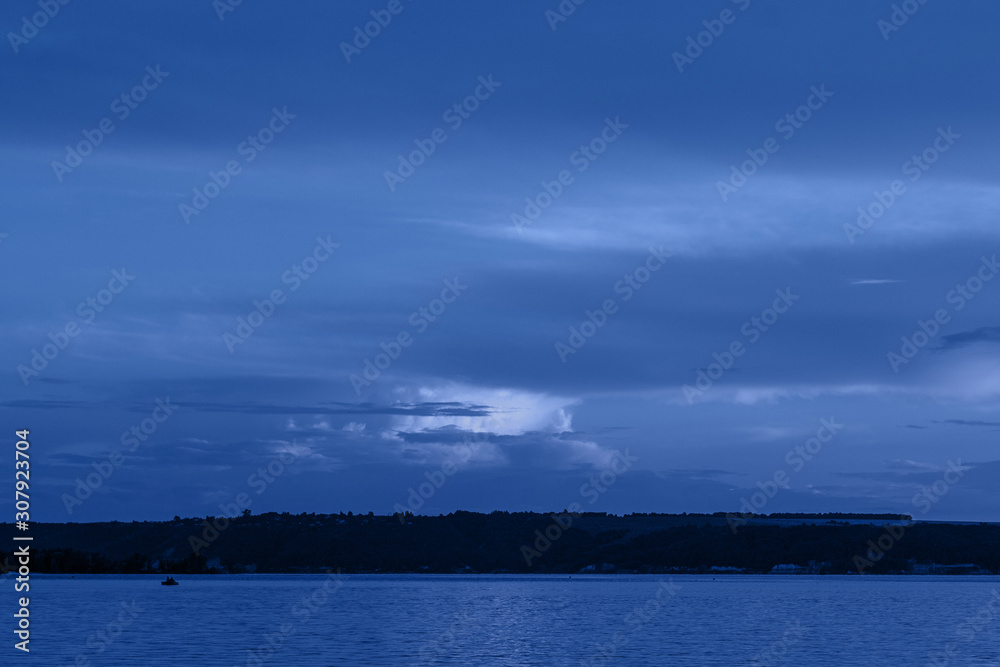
<box><xmin>8</xmin><ymin>574</ymin><xmax>1000</xmax><ymax>666</ymax></box>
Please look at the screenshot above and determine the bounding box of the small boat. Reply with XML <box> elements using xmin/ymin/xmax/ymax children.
<box><xmin>161</xmin><ymin>577</ymin><xmax>179</xmax><ymax>586</ymax></box>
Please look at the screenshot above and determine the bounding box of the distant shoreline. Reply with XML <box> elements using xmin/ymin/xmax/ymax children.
<box><xmin>13</xmin><ymin>571</ymin><xmax>1000</xmax><ymax>576</ymax></box>
<box><xmin>4</xmin><ymin>511</ymin><xmax>998</xmax><ymax>577</ymax></box>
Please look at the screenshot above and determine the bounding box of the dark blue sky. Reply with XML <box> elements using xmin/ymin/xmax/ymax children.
<box><xmin>3</xmin><ymin>0</ymin><xmax>999</xmax><ymax>522</ymax></box>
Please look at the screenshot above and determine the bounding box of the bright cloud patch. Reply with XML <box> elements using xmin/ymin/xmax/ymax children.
<box><xmin>381</xmin><ymin>382</ymin><xmax>613</xmax><ymax>469</ymax></box>
<box><xmin>391</xmin><ymin>383</ymin><xmax>576</xmax><ymax>435</ymax></box>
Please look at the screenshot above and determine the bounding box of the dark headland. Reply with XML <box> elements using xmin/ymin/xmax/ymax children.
<box><xmin>3</xmin><ymin>512</ymin><xmax>998</xmax><ymax>576</ymax></box>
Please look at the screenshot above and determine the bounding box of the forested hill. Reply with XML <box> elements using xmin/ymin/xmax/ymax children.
<box><xmin>3</xmin><ymin>511</ymin><xmax>998</xmax><ymax>575</ymax></box>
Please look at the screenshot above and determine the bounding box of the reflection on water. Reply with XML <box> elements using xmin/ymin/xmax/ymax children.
<box><xmin>9</xmin><ymin>573</ymin><xmax>1000</xmax><ymax>666</ymax></box>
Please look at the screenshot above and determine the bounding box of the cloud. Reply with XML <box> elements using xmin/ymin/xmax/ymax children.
<box><xmin>884</xmin><ymin>459</ymin><xmax>941</xmax><ymax>472</ymax></box>
<box><xmin>473</xmin><ymin>175</ymin><xmax>1000</xmax><ymax>256</ymax></box>
<box><xmin>936</xmin><ymin>326</ymin><xmax>1000</xmax><ymax>351</ymax></box>
<box><xmin>836</xmin><ymin>460</ymin><xmax>977</xmax><ymax>484</ymax></box>
<box><xmin>939</xmin><ymin>419</ymin><xmax>1000</xmax><ymax>428</ymax></box>
<box><xmin>661</xmin><ymin>468</ymin><xmax>742</xmax><ymax>480</ymax></box>
<box><xmin>380</xmin><ymin>427</ymin><xmax>615</xmax><ymax>471</ymax></box>
<box><xmin>850</xmin><ymin>279</ymin><xmax>904</xmax><ymax>285</ymax></box>
<box><xmin>671</xmin><ymin>345</ymin><xmax>1000</xmax><ymax>407</ymax></box>
<box><xmin>917</xmin><ymin>352</ymin><xmax>1000</xmax><ymax>403</ymax></box>
<box><xmin>180</xmin><ymin>400</ymin><xmax>495</xmax><ymax>417</ymax></box>
<box><xmin>374</xmin><ymin>382</ymin><xmax>618</xmax><ymax>470</ymax></box>
<box><xmin>389</xmin><ymin>383</ymin><xmax>576</xmax><ymax>435</ymax></box>
<box><xmin>738</xmin><ymin>426</ymin><xmax>803</xmax><ymax>442</ymax></box>
<box><xmin>674</xmin><ymin>383</ymin><xmax>890</xmax><ymax>406</ymax></box>
<box><xmin>0</xmin><ymin>399</ymin><xmax>89</xmax><ymax>409</ymax></box>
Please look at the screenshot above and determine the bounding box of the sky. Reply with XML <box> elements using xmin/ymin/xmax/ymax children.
<box><xmin>2</xmin><ymin>0</ymin><xmax>999</xmax><ymax>523</ymax></box>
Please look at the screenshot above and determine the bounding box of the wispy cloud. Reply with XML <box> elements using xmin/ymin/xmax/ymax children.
<box><xmin>937</xmin><ymin>326</ymin><xmax>1000</xmax><ymax>351</ymax></box>
<box><xmin>939</xmin><ymin>419</ymin><xmax>1000</xmax><ymax>428</ymax></box>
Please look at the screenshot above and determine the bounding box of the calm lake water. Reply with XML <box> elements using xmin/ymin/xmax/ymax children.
<box><xmin>7</xmin><ymin>574</ymin><xmax>1000</xmax><ymax>666</ymax></box>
